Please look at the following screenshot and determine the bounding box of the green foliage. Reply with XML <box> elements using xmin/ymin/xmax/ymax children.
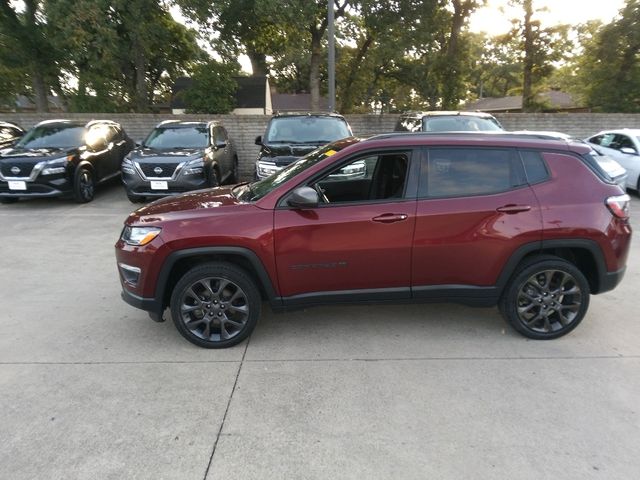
<box><xmin>182</xmin><ymin>61</ymin><xmax>239</xmax><ymax>114</ymax></box>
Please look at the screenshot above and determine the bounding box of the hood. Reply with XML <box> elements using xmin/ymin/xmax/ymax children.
<box><xmin>0</xmin><ymin>146</ymin><xmax>70</xmax><ymax>161</ymax></box>
<box><xmin>259</xmin><ymin>143</ymin><xmax>322</xmax><ymax>166</ymax></box>
<box><xmin>127</xmin><ymin>185</ymin><xmax>244</xmax><ymax>223</ymax></box>
<box><xmin>128</xmin><ymin>147</ymin><xmax>205</xmax><ymax>163</ymax></box>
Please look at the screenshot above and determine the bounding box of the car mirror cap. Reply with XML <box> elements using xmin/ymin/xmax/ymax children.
<box><xmin>620</xmin><ymin>147</ymin><xmax>637</xmax><ymax>155</ymax></box>
<box><xmin>287</xmin><ymin>186</ymin><xmax>319</xmax><ymax>209</ymax></box>
<box><xmin>255</xmin><ymin>135</ymin><xmax>262</xmax><ymax>146</ymax></box>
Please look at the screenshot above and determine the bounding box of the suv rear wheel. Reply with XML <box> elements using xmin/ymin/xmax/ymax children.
<box><xmin>170</xmin><ymin>262</ymin><xmax>261</xmax><ymax>348</ymax></box>
<box><xmin>500</xmin><ymin>256</ymin><xmax>590</xmax><ymax>339</ymax></box>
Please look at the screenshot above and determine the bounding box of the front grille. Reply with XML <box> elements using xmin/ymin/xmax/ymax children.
<box><xmin>1</xmin><ymin>160</ymin><xmax>39</xmax><ymax>178</ymax></box>
<box><xmin>137</xmin><ymin>162</ymin><xmax>180</xmax><ymax>178</ymax></box>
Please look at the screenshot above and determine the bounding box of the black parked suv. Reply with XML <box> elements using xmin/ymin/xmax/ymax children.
<box><xmin>0</xmin><ymin>121</ymin><xmax>24</xmax><ymax>149</ymax></box>
<box><xmin>0</xmin><ymin>119</ymin><xmax>134</xmax><ymax>203</ymax></box>
<box><xmin>122</xmin><ymin>120</ymin><xmax>238</xmax><ymax>203</ymax></box>
<box><xmin>395</xmin><ymin>111</ymin><xmax>503</xmax><ymax>132</ymax></box>
<box><xmin>254</xmin><ymin>112</ymin><xmax>353</xmax><ymax>180</ymax></box>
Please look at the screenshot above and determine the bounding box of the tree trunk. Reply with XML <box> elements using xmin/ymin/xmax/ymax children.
<box><xmin>31</xmin><ymin>65</ymin><xmax>49</xmax><ymax>113</ymax></box>
<box><xmin>339</xmin><ymin>34</ymin><xmax>373</xmax><ymax>113</ymax></box>
<box><xmin>246</xmin><ymin>48</ymin><xmax>268</xmax><ymax>76</ymax></box>
<box><xmin>132</xmin><ymin>34</ymin><xmax>148</xmax><ymax>112</ymax></box>
<box><xmin>522</xmin><ymin>0</ymin><xmax>535</xmax><ymax>112</ymax></box>
<box><xmin>441</xmin><ymin>0</ymin><xmax>474</xmax><ymax>109</ymax></box>
<box><xmin>309</xmin><ymin>28</ymin><xmax>322</xmax><ymax>111</ymax></box>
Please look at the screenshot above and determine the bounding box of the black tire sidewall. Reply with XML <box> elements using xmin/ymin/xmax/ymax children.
<box><xmin>500</xmin><ymin>257</ymin><xmax>590</xmax><ymax>340</ymax></box>
<box><xmin>170</xmin><ymin>262</ymin><xmax>261</xmax><ymax>348</ymax></box>
<box><xmin>74</xmin><ymin>167</ymin><xmax>94</xmax><ymax>203</ymax></box>
<box><xmin>209</xmin><ymin>165</ymin><xmax>220</xmax><ymax>188</ymax></box>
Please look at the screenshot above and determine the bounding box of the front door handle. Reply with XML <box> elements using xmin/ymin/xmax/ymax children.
<box><xmin>496</xmin><ymin>204</ymin><xmax>531</xmax><ymax>214</ymax></box>
<box><xmin>372</xmin><ymin>213</ymin><xmax>408</xmax><ymax>223</ymax></box>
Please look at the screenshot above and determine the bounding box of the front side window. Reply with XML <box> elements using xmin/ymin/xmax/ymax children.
<box><xmin>144</xmin><ymin>126</ymin><xmax>208</xmax><ymax>149</ymax></box>
<box><xmin>312</xmin><ymin>152</ymin><xmax>409</xmax><ymax>204</ymax></box>
<box><xmin>265</xmin><ymin>116</ymin><xmax>351</xmax><ymax>144</ymax></box>
<box><xmin>421</xmin><ymin>148</ymin><xmax>521</xmax><ymax>198</ymax></box>
<box><xmin>16</xmin><ymin>125</ymin><xmax>85</xmax><ymax>149</ymax></box>
<box><xmin>615</xmin><ymin>134</ymin><xmax>636</xmax><ymax>152</ymax></box>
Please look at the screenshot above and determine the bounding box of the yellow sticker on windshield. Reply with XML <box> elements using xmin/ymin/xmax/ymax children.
<box><xmin>324</xmin><ymin>149</ymin><xmax>337</xmax><ymax>156</ymax></box>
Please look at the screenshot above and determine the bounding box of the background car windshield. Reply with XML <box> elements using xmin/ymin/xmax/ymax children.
<box><xmin>265</xmin><ymin>117</ymin><xmax>350</xmax><ymax>143</ymax></box>
<box><xmin>16</xmin><ymin>125</ymin><xmax>85</xmax><ymax>149</ymax></box>
<box><xmin>423</xmin><ymin>116</ymin><xmax>502</xmax><ymax>132</ymax></box>
<box><xmin>144</xmin><ymin>127</ymin><xmax>208</xmax><ymax>149</ymax></box>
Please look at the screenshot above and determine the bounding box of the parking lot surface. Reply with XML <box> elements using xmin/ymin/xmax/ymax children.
<box><xmin>1</xmin><ymin>181</ymin><xmax>639</xmax><ymax>479</ymax></box>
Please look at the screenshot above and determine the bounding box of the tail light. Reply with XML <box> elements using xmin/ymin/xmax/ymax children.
<box><xmin>606</xmin><ymin>194</ymin><xmax>631</xmax><ymax>219</ymax></box>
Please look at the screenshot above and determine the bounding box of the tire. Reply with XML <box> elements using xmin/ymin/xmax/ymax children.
<box><xmin>170</xmin><ymin>262</ymin><xmax>261</xmax><ymax>348</ymax></box>
<box><xmin>127</xmin><ymin>193</ymin><xmax>145</xmax><ymax>203</ymax></box>
<box><xmin>208</xmin><ymin>166</ymin><xmax>221</xmax><ymax>188</ymax></box>
<box><xmin>73</xmin><ymin>167</ymin><xmax>95</xmax><ymax>203</ymax></box>
<box><xmin>1</xmin><ymin>197</ymin><xmax>18</xmax><ymax>204</ymax></box>
<box><xmin>499</xmin><ymin>255</ymin><xmax>590</xmax><ymax>340</ymax></box>
<box><xmin>231</xmin><ymin>156</ymin><xmax>239</xmax><ymax>184</ymax></box>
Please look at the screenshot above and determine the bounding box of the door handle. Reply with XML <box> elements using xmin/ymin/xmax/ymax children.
<box><xmin>496</xmin><ymin>204</ymin><xmax>531</xmax><ymax>214</ymax></box>
<box><xmin>372</xmin><ymin>213</ymin><xmax>408</xmax><ymax>223</ymax></box>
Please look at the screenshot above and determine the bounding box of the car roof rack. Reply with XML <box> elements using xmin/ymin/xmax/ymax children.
<box><xmin>367</xmin><ymin>131</ymin><xmax>574</xmax><ymax>142</ymax></box>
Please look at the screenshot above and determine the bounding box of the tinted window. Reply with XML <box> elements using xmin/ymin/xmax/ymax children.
<box><xmin>422</xmin><ymin>148</ymin><xmax>519</xmax><ymax>198</ymax></box>
<box><xmin>265</xmin><ymin>116</ymin><xmax>351</xmax><ymax>143</ymax></box>
<box><xmin>144</xmin><ymin>126</ymin><xmax>208</xmax><ymax>149</ymax></box>
<box><xmin>596</xmin><ymin>133</ymin><xmax>617</xmax><ymax>149</ymax></box>
<box><xmin>588</xmin><ymin>135</ymin><xmax>603</xmax><ymax>146</ymax></box>
<box><xmin>16</xmin><ymin>125</ymin><xmax>85</xmax><ymax>149</ymax></box>
<box><xmin>422</xmin><ymin>116</ymin><xmax>502</xmax><ymax>132</ymax></box>
<box><xmin>615</xmin><ymin>134</ymin><xmax>636</xmax><ymax>151</ymax></box>
<box><xmin>520</xmin><ymin>151</ymin><xmax>549</xmax><ymax>184</ymax></box>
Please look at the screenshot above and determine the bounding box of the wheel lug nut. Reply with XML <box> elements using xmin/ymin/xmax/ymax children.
<box><xmin>218</xmin><ymin>312</ymin><xmax>222</xmax><ymax>316</ymax></box>
<box><xmin>221</xmin><ymin>304</ymin><xmax>225</xmax><ymax>309</ymax></box>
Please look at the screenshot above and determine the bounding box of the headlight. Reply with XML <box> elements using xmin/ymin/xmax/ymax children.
<box><xmin>121</xmin><ymin>157</ymin><xmax>135</xmax><ymax>175</ymax></box>
<box><xmin>257</xmin><ymin>160</ymin><xmax>280</xmax><ymax>177</ymax></box>
<box><xmin>42</xmin><ymin>155</ymin><xmax>73</xmax><ymax>175</ymax></box>
<box><xmin>121</xmin><ymin>226</ymin><xmax>162</xmax><ymax>246</ymax></box>
<box><xmin>184</xmin><ymin>158</ymin><xmax>204</xmax><ymax>175</ymax></box>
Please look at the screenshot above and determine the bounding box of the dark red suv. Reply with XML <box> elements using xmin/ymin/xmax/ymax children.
<box><xmin>115</xmin><ymin>133</ymin><xmax>632</xmax><ymax>348</ymax></box>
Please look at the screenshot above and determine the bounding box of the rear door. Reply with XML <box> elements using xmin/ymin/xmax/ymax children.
<box><xmin>411</xmin><ymin>147</ymin><xmax>543</xmax><ymax>296</ymax></box>
<box><xmin>273</xmin><ymin>149</ymin><xmax>418</xmax><ymax>302</ymax></box>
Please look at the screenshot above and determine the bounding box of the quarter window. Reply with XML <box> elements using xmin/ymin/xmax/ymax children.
<box><xmin>421</xmin><ymin>148</ymin><xmax>521</xmax><ymax>198</ymax></box>
<box><xmin>520</xmin><ymin>151</ymin><xmax>549</xmax><ymax>184</ymax></box>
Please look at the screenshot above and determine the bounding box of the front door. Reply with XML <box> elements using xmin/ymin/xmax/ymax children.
<box><xmin>274</xmin><ymin>150</ymin><xmax>417</xmax><ymax>302</ymax></box>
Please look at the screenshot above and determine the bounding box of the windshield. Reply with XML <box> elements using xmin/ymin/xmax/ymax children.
<box><xmin>236</xmin><ymin>141</ymin><xmax>352</xmax><ymax>202</ymax></box>
<box><xmin>144</xmin><ymin>126</ymin><xmax>208</xmax><ymax>149</ymax></box>
<box><xmin>265</xmin><ymin>116</ymin><xmax>351</xmax><ymax>144</ymax></box>
<box><xmin>16</xmin><ymin>125</ymin><xmax>85</xmax><ymax>149</ymax></box>
<box><xmin>423</xmin><ymin>116</ymin><xmax>502</xmax><ymax>132</ymax></box>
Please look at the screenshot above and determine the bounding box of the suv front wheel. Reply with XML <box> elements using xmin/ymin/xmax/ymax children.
<box><xmin>170</xmin><ymin>262</ymin><xmax>261</xmax><ymax>348</ymax></box>
<box><xmin>500</xmin><ymin>256</ymin><xmax>590</xmax><ymax>340</ymax></box>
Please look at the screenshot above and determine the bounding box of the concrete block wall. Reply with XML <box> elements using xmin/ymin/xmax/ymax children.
<box><xmin>4</xmin><ymin>112</ymin><xmax>640</xmax><ymax>181</ymax></box>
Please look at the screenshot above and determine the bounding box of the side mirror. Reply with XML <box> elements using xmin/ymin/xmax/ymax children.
<box><xmin>620</xmin><ymin>147</ymin><xmax>637</xmax><ymax>155</ymax></box>
<box><xmin>255</xmin><ymin>135</ymin><xmax>262</xmax><ymax>146</ymax></box>
<box><xmin>287</xmin><ymin>186</ymin><xmax>319</xmax><ymax>209</ymax></box>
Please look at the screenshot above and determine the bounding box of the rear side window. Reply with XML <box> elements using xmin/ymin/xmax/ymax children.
<box><xmin>520</xmin><ymin>151</ymin><xmax>549</xmax><ymax>184</ymax></box>
<box><xmin>420</xmin><ymin>148</ymin><xmax>522</xmax><ymax>198</ymax></box>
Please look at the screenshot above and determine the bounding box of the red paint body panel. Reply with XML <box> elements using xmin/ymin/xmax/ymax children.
<box><xmin>412</xmin><ymin>186</ymin><xmax>542</xmax><ymax>286</ymax></box>
<box><xmin>274</xmin><ymin>200</ymin><xmax>417</xmax><ymax>297</ymax></box>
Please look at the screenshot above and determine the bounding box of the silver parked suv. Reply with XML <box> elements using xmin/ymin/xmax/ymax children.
<box><xmin>122</xmin><ymin>120</ymin><xmax>238</xmax><ymax>203</ymax></box>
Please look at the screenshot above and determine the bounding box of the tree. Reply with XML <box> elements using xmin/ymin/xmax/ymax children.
<box><xmin>181</xmin><ymin>61</ymin><xmax>239</xmax><ymax>114</ymax></box>
<box><xmin>576</xmin><ymin>1</ymin><xmax>640</xmax><ymax>112</ymax></box>
<box><xmin>507</xmin><ymin>0</ymin><xmax>570</xmax><ymax>111</ymax></box>
<box><xmin>0</xmin><ymin>1</ymin><xmax>59</xmax><ymax>111</ymax></box>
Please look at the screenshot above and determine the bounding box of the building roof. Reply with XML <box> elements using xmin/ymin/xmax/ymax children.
<box><xmin>272</xmin><ymin>93</ymin><xmax>329</xmax><ymax>112</ymax></box>
<box><xmin>465</xmin><ymin>91</ymin><xmax>582</xmax><ymax>113</ymax></box>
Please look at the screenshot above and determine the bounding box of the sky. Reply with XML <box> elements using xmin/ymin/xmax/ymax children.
<box><xmin>469</xmin><ymin>0</ymin><xmax>627</xmax><ymax>35</ymax></box>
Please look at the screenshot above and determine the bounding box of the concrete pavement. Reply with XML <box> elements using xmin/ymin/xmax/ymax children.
<box><xmin>1</xmin><ymin>180</ymin><xmax>639</xmax><ymax>479</ymax></box>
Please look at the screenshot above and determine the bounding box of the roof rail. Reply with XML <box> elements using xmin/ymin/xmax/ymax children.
<box><xmin>85</xmin><ymin>119</ymin><xmax>120</xmax><ymax>128</ymax></box>
<box><xmin>35</xmin><ymin>119</ymin><xmax>75</xmax><ymax>127</ymax></box>
<box><xmin>365</xmin><ymin>131</ymin><xmax>574</xmax><ymax>142</ymax></box>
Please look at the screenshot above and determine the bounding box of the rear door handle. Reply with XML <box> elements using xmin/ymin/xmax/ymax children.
<box><xmin>372</xmin><ymin>213</ymin><xmax>408</xmax><ymax>223</ymax></box>
<box><xmin>496</xmin><ymin>204</ymin><xmax>531</xmax><ymax>214</ymax></box>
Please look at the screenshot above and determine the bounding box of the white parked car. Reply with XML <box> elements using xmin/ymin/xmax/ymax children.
<box><xmin>586</xmin><ymin>129</ymin><xmax>640</xmax><ymax>192</ymax></box>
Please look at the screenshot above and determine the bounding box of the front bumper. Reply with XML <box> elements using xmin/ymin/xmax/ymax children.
<box><xmin>122</xmin><ymin>171</ymin><xmax>208</xmax><ymax>197</ymax></box>
<box><xmin>0</xmin><ymin>175</ymin><xmax>72</xmax><ymax>198</ymax></box>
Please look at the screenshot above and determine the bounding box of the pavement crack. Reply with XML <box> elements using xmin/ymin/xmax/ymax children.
<box><xmin>202</xmin><ymin>336</ymin><xmax>250</xmax><ymax>480</ymax></box>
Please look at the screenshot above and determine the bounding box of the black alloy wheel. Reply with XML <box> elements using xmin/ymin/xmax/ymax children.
<box><xmin>500</xmin><ymin>256</ymin><xmax>590</xmax><ymax>339</ymax></box>
<box><xmin>209</xmin><ymin>166</ymin><xmax>221</xmax><ymax>188</ymax></box>
<box><xmin>74</xmin><ymin>167</ymin><xmax>95</xmax><ymax>203</ymax></box>
<box><xmin>170</xmin><ymin>262</ymin><xmax>260</xmax><ymax>348</ymax></box>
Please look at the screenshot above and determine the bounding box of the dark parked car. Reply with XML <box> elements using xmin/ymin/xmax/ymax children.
<box><xmin>122</xmin><ymin>120</ymin><xmax>238</xmax><ymax>203</ymax></box>
<box><xmin>0</xmin><ymin>119</ymin><xmax>134</xmax><ymax>203</ymax></box>
<box><xmin>254</xmin><ymin>112</ymin><xmax>352</xmax><ymax>180</ymax></box>
<box><xmin>395</xmin><ymin>111</ymin><xmax>503</xmax><ymax>132</ymax></box>
<box><xmin>116</xmin><ymin>132</ymin><xmax>631</xmax><ymax>348</ymax></box>
<box><xmin>0</xmin><ymin>121</ymin><xmax>24</xmax><ymax>149</ymax></box>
